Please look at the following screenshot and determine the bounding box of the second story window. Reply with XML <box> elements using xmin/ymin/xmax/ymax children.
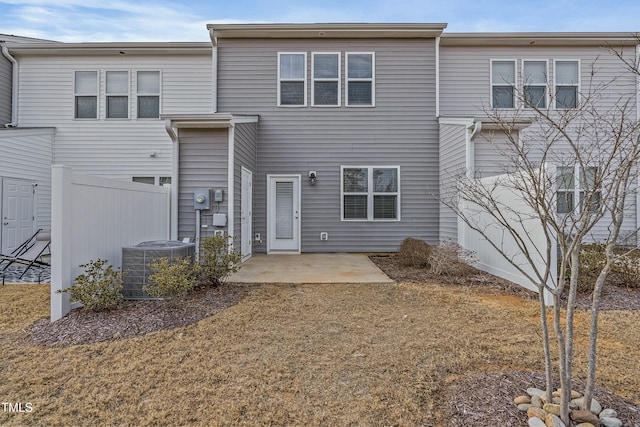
<box><xmin>346</xmin><ymin>53</ymin><xmax>374</xmax><ymax>106</ymax></box>
<box><xmin>523</xmin><ymin>60</ymin><xmax>547</xmax><ymax>108</ymax></box>
<box><xmin>278</xmin><ymin>53</ymin><xmax>307</xmax><ymax>106</ymax></box>
<box><xmin>312</xmin><ymin>53</ymin><xmax>340</xmax><ymax>106</ymax></box>
<box><xmin>491</xmin><ymin>60</ymin><xmax>515</xmax><ymax>108</ymax></box>
<box><xmin>555</xmin><ymin>60</ymin><xmax>579</xmax><ymax>109</ymax></box>
<box><xmin>106</xmin><ymin>71</ymin><xmax>129</xmax><ymax>119</ymax></box>
<box><xmin>74</xmin><ymin>71</ymin><xmax>98</xmax><ymax>119</ymax></box>
<box><xmin>137</xmin><ymin>71</ymin><xmax>160</xmax><ymax>118</ymax></box>
<box><xmin>557</xmin><ymin>165</ymin><xmax>600</xmax><ymax>214</ymax></box>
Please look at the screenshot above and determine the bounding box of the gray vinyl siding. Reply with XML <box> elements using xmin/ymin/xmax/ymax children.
<box><xmin>14</xmin><ymin>52</ymin><xmax>211</xmax><ymax>181</ymax></box>
<box><xmin>0</xmin><ymin>128</ymin><xmax>54</xmax><ymax>230</ymax></box>
<box><xmin>438</xmin><ymin>123</ymin><xmax>467</xmax><ymax>241</ymax></box>
<box><xmin>0</xmin><ymin>54</ymin><xmax>11</xmax><ymax>124</ymax></box>
<box><xmin>177</xmin><ymin>129</ymin><xmax>228</xmax><ymax>241</ymax></box>
<box><xmin>233</xmin><ymin>122</ymin><xmax>257</xmax><ymax>248</ymax></box>
<box><xmin>218</xmin><ymin>38</ymin><xmax>439</xmax><ymax>253</ymax></box>
<box><xmin>474</xmin><ymin>130</ymin><xmax>516</xmax><ymax>178</ymax></box>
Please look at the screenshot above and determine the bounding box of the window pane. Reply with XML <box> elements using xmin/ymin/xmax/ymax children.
<box><xmin>556</xmin><ymin>61</ymin><xmax>578</xmax><ymax>84</ymax></box>
<box><xmin>524</xmin><ymin>86</ymin><xmax>546</xmax><ymax>108</ymax></box>
<box><xmin>75</xmin><ymin>96</ymin><xmax>97</xmax><ymax>118</ymax></box>
<box><xmin>280</xmin><ymin>82</ymin><xmax>304</xmax><ymax>105</ymax></box>
<box><xmin>348</xmin><ymin>54</ymin><xmax>372</xmax><ymax>78</ymax></box>
<box><xmin>348</xmin><ymin>82</ymin><xmax>372</xmax><ymax>105</ymax></box>
<box><xmin>343</xmin><ymin>168</ymin><xmax>368</xmax><ymax>192</ymax></box>
<box><xmin>557</xmin><ymin>191</ymin><xmax>574</xmax><ymax>213</ymax></box>
<box><xmin>583</xmin><ymin>167</ymin><xmax>597</xmax><ymax>189</ymax></box>
<box><xmin>556</xmin><ymin>86</ymin><xmax>577</xmax><ymax>109</ymax></box>
<box><xmin>524</xmin><ymin>61</ymin><xmax>547</xmax><ymax>84</ymax></box>
<box><xmin>107</xmin><ymin>96</ymin><xmax>128</xmax><ymax>118</ymax></box>
<box><xmin>373</xmin><ymin>168</ymin><xmax>397</xmax><ymax>192</ymax></box>
<box><xmin>314</xmin><ymin>82</ymin><xmax>338</xmax><ymax>105</ymax></box>
<box><xmin>492</xmin><ymin>61</ymin><xmax>515</xmax><ymax>84</ymax></box>
<box><xmin>138</xmin><ymin>96</ymin><xmax>160</xmax><ymax>118</ymax></box>
<box><xmin>275</xmin><ymin>182</ymin><xmax>294</xmax><ymax>239</ymax></box>
<box><xmin>133</xmin><ymin>177</ymin><xmax>155</xmax><ymax>185</ymax></box>
<box><xmin>314</xmin><ymin>54</ymin><xmax>338</xmax><ymax>78</ymax></box>
<box><xmin>557</xmin><ymin>167</ymin><xmax>575</xmax><ymax>190</ymax></box>
<box><xmin>344</xmin><ymin>195</ymin><xmax>368</xmax><ymax>219</ymax></box>
<box><xmin>580</xmin><ymin>191</ymin><xmax>601</xmax><ymax>213</ymax></box>
<box><xmin>493</xmin><ymin>86</ymin><xmax>514</xmax><ymax>108</ymax></box>
<box><xmin>159</xmin><ymin>176</ymin><xmax>172</xmax><ymax>186</ymax></box>
<box><xmin>106</xmin><ymin>71</ymin><xmax>128</xmax><ymax>94</ymax></box>
<box><xmin>138</xmin><ymin>71</ymin><xmax>160</xmax><ymax>94</ymax></box>
<box><xmin>75</xmin><ymin>71</ymin><xmax>97</xmax><ymax>94</ymax></box>
<box><xmin>280</xmin><ymin>54</ymin><xmax>305</xmax><ymax>79</ymax></box>
<box><xmin>374</xmin><ymin>195</ymin><xmax>397</xmax><ymax>219</ymax></box>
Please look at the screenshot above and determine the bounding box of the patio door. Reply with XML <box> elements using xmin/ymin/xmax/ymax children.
<box><xmin>241</xmin><ymin>167</ymin><xmax>253</xmax><ymax>261</ymax></box>
<box><xmin>267</xmin><ymin>175</ymin><xmax>300</xmax><ymax>253</ymax></box>
<box><xmin>1</xmin><ymin>178</ymin><xmax>35</xmax><ymax>254</ymax></box>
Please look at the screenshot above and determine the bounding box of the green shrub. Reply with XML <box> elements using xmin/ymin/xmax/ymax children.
<box><xmin>429</xmin><ymin>242</ymin><xmax>477</xmax><ymax>276</ymax></box>
<box><xmin>144</xmin><ymin>257</ymin><xmax>196</xmax><ymax>300</ymax></box>
<box><xmin>59</xmin><ymin>259</ymin><xmax>123</xmax><ymax>311</ymax></box>
<box><xmin>196</xmin><ymin>235</ymin><xmax>242</xmax><ymax>286</ymax></box>
<box><xmin>576</xmin><ymin>244</ymin><xmax>640</xmax><ymax>291</ymax></box>
<box><xmin>397</xmin><ymin>237</ymin><xmax>432</xmax><ymax>268</ymax></box>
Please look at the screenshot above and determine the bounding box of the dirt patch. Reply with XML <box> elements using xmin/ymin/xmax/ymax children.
<box><xmin>28</xmin><ymin>283</ymin><xmax>246</xmax><ymax>347</ymax></box>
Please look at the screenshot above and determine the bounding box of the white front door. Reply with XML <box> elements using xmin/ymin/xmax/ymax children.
<box><xmin>241</xmin><ymin>167</ymin><xmax>253</xmax><ymax>261</ymax></box>
<box><xmin>1</xmin><ymin>178</ymin><xmax>35</xmax><ymax>254</ymax></box>
<box><xmin>267</xmin><ymin>175</ymin><xmax>301</xmax><ymax>253</ymax></box>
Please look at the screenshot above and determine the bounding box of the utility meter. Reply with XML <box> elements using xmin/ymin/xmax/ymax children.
<box><xmin>194</xmin><ymin>189</ymin><xmax>212</xmax><ymax>210</ymax></box>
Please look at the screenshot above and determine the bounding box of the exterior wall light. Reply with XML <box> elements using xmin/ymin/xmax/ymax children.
<box><xmin>309</xmin><ymin>171</ymin><xmax>317</xmax><ymax>185</ymax></box>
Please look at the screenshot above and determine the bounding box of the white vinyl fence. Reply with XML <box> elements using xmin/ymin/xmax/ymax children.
<box><xmin>458</xmin><ymin>173</ymin><xmax>556</xmax><ymax>305</ymax></box>
<box><xmin>51</xmin><ymin>165</ymin><xmax>170</xmax><ymax>321</ymax></box>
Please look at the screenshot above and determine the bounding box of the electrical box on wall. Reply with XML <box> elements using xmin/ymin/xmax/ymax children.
<box><xmin>214</xmin><ymin>189</ymin><xmax>223</xmax><ymax>202</ymax></box>
<box><xmin>213</xmin><ymin>213</ymin><xmax>227</xmax><ymax>227</ymax></box>
<box><xmin>194</xmin><ymin>189</ymin><xmax>212</xmax><ymax>210</ymax></box>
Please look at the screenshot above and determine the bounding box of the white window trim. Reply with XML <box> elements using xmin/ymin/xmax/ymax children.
<box><xmin>73</xmin><ymin>70</ymin><xmax>99</xmax><ymax>120</ymax></box>
<box><xmin>345</xmin><ymin>52</ymin><xmax>375</xmax><ymax>107</ymax></box>
<box><xmin>490</xmin><ymin>59</ymin><xmax>517</xmax><ymax>109</ymax></box>
<box><xmin>521</xmin><ymin>59</ymin><xmax>549</xmax><ymax>109</ymax></box>
<box><xmin>556</xmin><ymin>164</ymin><xmax>599</xmax><ymax>214</ymax></box>
<box><xmin>311</xmin><ymin>52</ymin><xmax>341</xmax><ymax>107</ymax></box>
<box><xmin>105</xmin><ymin>70</ymin><xmax>130</xmax><ymax>120</ymax></box>
<box><xmin>136</xmin><ymin>70</ymin><xmax>162</xmax><ymax>120</ymax></box>
<box><xmin>277</xmin><ymin>52</ymin><xmax>307</xmax><ymax>107</ymax></box>
<box><xmin>132</xmin><ymin>176</ymin><xmax>171</xmax><ymax>186</ymax></box>
<box><xmin>553</xmin><ymin>59</ymin><xmax>581</xmax><ymax>110</ymax></box>
<box><xmin>340</xmin><ymin>165</ymin><xmax>401</xmax><ymax>221</ymax></box>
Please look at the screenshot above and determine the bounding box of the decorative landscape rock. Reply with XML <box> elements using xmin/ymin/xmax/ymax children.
<box><xmin>531</xmin><ymin>395</ymin><xmax>543</xmax><ymax>408</ymax></box>
<box><xmin>543</xmin><ymin>403</ymin><xmax>561</xmax><ymax>416</ymax></box>
<box><xmin>575</xmin><ymin>423</ymin><xmax>596</xmax><ymax>427</ymax></box>
<box><xmin>570</xmin><ymin>409</ymin><xmax>600</xmax><ymax>425</ymax></box>
<box><xmin>527</xmin><ymin>407</ymin><xmax>546</xmax><ymax>420</ymax></box>
<box><xmin>518</xmin><ymin>403</ymin><xmax>533</xmax><ymax>412</ymax></box>
<box><xmin>571</xmin><ymin>397</ymin><xmax>603</xmax><ymax>414</ymax></box>
<box><xmin>600</xmin><ymin>416</ymin><xmax>623</xmax><ymax>427</ymax></box>
<box><xmin>599</xmin><ymin>408</ymin><xmax>618</xmax><ymax>419</ymax></box>
<box><xmin>515</xmin><ymin>395</ymin><xmax>532</xmax><ymax>405</ymax></box>
<box><xmin>545</xmin><ymin>413</ymin><xmax>566</xmax><ymax>427</ymax></box>
<box><xmin>528</xmin><ymin>417</ymin><xmax>546</xmax><ymax>427</ymax></box>
<box><xmin>527</xmin><ymin>387</ymin><xmax>546</xmax><ymax>397</ymax></box>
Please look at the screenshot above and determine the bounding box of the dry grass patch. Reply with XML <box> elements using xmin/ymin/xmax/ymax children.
<box><xmin>1</xmin><ymin>280</ymin><xmax>638</xmax><ymax>426</ymax></box>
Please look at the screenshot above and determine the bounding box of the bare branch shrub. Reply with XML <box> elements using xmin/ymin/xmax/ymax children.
<box><xmin>397</xmin><ymin>237</ymin><xmax>432</xmax><ymax>268</ymax></box>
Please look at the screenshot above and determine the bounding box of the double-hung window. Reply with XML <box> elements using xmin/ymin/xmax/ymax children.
<box><xmin>554</xmin><ymin>60</ymin><xmax>579</xmax><ymax>109</ymax></box>
<box><xmin>74</xmin><ymin>71</ymin><xmax>98</xmax><ymax>119</ymax></box>
<box><xmin>556</xmin><ymin>166</ymin><xmax>600</xmax><ymax>214</ymax></box>
<box><xmin>278</xmin><ymin>53</ymin><xmax>306</xmax><ymax>106</ymax></box>
<box><xmin>523</xmin><ymin>60</ymin><xmax>547</xmax><ymax>108</ymax></box>
<box><xmin>312</xmin><ymin>53</ymin><xmax>340</xmax><ymax>106</ymax></box>
<box><xmin>342</xmin><ymin>166</ymin><xmax>399</xmax><ymax>221</ymax></box>
<box><xmin>137</xmin><ymin>71</ymin><xmax>160</xmax><ymax>118</ymax></box>
<box><xmin>106</xmin><ymin>71</ymin><xmax>129</xmax><ymax>119</ymax></box>
<box><xmin>346</xmin><ymin>53</ymin><xmax>374</xmax><ymax>106</ymax></box>
<box><xmin>491</xmin><ymin>60</ymin><xmax>516</xmax><ymax>108</ymax></box>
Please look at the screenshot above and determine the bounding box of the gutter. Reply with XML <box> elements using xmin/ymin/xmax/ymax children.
<box><xmin>208</xmin><ymin>29</ymin><xmax>218</xmax><ymax>113</ymax></box>
<box><xmin>1</xmin><ymin>44</ymin><xmax>18</xmax><ymax>127</ymax></box>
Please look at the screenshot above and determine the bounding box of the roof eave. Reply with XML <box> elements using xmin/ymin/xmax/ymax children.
<box><xmin>441</xmin><ymin>32</ymin><xmax>640</xmax><ymax>47</ymax></box>
<box><xmin>5</xmin><ymin>42</ymin><xmax>212</xmax><ymax>56</ymax></box>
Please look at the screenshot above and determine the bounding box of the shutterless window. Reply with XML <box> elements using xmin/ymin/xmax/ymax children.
<box><xmin>491</xmin><ymin>60</ymin><xmax>515</xmax><ymax>108</ymax></box>
<box><xmin>132</xmin><ymin>176</ymin><xmax>171</xmax><ymax>186</ymax></box>
<box><xmin>346</xmin><ymin>53</ymin><xmax>374</xmax><ymax>106</ymax></box>
<box><xmin>278</xmin><ymin>53</ymin><xmax>306</xmax><ymax>106</ymax></box>
<box><xmin>74</xmin><ymin>71</ymin><xmax>98</xmax><ymax>119</ymax></box>
<box><xmin>137</xmin><ymin>71</ymin><xmax>160</xmax><ymax>118</ymax></box>
<box><xmin>556</xmin><ymin>166</ymin><xmax>600</xmax><ymax>214</ymax></box>
<box><xmin>106</xmin><ymin>71</ymin><xmax>129</xmax><ymax>119</ymax></box>
<box><xmin>523</xmin><ymin>60</ymin><xmax>547</xmax><ymax>108</ymax></box>
<box><xmin>312</xmin><ymin>53</ymin><xmax>340</xmax><ymax>106</ymax></box>
<box><xmin>555</xmin><ymin>60</ymin><xmax>579</xmax><ymax>109</ymax></box>
<box><xmin>342</xmin><ymin>166</ymin><xmax>399</xmax><ymax>221</ymax></box>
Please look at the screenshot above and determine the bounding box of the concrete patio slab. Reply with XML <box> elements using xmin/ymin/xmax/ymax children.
<box><xmin>228</xmin><ymin>253</ymin><xmax>394</xmax><ymax>284</ymax></box>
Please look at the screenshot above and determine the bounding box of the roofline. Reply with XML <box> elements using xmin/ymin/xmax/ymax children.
<box><xmin>441</xmin><ymin>32</ymin><xmax>640</xmax><ymax>47</ymax></box>
<box><xmin>5</xmin><ymin>42</ymin><xmax>211</xmax><ymax>56</ymax></box>
<box><xmin>207</xmin><ymin>23</ymin><xmax>447</xmax><ymax>39</ymax></box>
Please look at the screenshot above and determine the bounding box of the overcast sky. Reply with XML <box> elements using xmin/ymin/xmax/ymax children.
<box><xmin>1</xmin><ymin>0</ymin><xmax>638</xmax><ymax>42</ymax></box>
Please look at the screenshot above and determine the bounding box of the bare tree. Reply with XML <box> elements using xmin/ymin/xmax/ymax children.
<box><xmin>441</xmin><ymin>54</ymin><xmax>640</xmax><ymax>424</ymax></box>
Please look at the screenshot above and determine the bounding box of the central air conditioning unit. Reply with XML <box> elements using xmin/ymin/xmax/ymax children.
<box><xmin>121</xmin><ymin>240</ymin><xmax>196</xmax><ymax>300</ymax></box>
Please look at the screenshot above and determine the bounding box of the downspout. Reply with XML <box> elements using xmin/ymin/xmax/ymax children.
<box><xmin>1</xmin><ymin>45</ymin><xmax>18</xmax><ymax>127</ymax></box>
<box><xmin>208</xmin><ymin>28</ymin><xmax>218</xmax><ymax>113</ymax></box>
<box><xmin>435</xmin><ymin>36</ymin><xmax>440</xmax><ymax>118</ymax></box>
<box><xmin>227</xmin><ymin>122</ymin><xmax>235</xmax><ymax>246</ymax></box>
<box><xmin>164</xmin><ymin>119</ymin><xmax>179</xmax><ymax>240</ymax></box>
<box><xmin>465</xmin><ymin>120</ymin><xmax>482</xmax><ymax>178</ymax></box>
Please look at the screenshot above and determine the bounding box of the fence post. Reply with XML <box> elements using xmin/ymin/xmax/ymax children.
<box><xmin>50</xmin><ymin>165</ymin><xmax>73</xmax><ymax>322</ymax></box>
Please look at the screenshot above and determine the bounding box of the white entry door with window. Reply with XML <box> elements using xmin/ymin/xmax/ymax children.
<box><xmin>267</xmin><ymin>175</ymin><xmax>300</xmax><ymax>253</ymax></box>
<box><xmin>241</xmin><ymin>167</ymin><xmax>253</xmax><ymax>261</ymax></box>
<box><xmin>1</xmin><ymin>178</ymin><xmax>35</xmax><ymax>254</ymax></box>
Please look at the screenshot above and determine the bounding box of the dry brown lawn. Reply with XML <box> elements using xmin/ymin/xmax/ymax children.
<box><xmin>1</xmin><ymin>279</ymin><xmax>639</xmax><ymax>426</ymax></box>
